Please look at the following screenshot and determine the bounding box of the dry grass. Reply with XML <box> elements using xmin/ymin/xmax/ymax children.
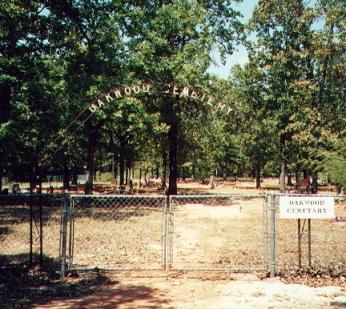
<box><xmin>171</xmin><ymin>197</ymin><xmax>266</xmax><ymax>271</ymax></box>
<box><xmin>0</xmin><ymin>202</ymin><xmax>62</xmax><ymax>266</ymax></box>
<box><xmin>72</xmin><ymin>207</ymin><xmax>164</xmax><ymax>270</ymax></box>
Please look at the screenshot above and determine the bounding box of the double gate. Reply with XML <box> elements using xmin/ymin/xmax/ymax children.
<box><xmin>60</xmin><ymin>194</ymin><xmax>275</xmax><ymax>276</ymax></box>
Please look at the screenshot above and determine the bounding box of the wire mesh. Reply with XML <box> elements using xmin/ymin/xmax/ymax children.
<box><xmin>169</xmin><ymin>194</ymin><xmax>268</xmax><ymax>272</ymax></box>
<box><xmin>275</xmin><ymin>194</ymin><xmax>346</xmax><ymax>275</ymax></box>
<box><xmin>69</xmin><ymin>195</ymin><xmax>166</xmax><ymax>270</ymax></box>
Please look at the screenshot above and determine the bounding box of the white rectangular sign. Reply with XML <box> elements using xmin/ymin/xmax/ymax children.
<box><xmin>279</xmin><ymin>196</ymin><xmax>335</xmax><ymax>219</ymax></box>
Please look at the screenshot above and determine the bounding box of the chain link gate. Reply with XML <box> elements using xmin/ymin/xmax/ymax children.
<box><xmin>168</xmin><ymin>194</ymin><xmax>271</xmax><ymax>272</ymax></box>
<box><xmin>60</xmin><ymin>194</ymin><xmax>276</xmax><ymax>276</ymax></box>
<box><xmin>64</xmin><ymin>195</ymin><xmax>167</xmax><ymax>271</ymax></box>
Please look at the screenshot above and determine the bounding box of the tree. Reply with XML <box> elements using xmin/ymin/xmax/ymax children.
<box><xmin>0</xmin><ymin>1</ymin><xmax>61</xmax><ymax>190</ymax></box>
<box><xmin>249</xmin><ymin>0</ymin><xmax>319</xmax><ymax>192</ymax></box>
<box><xmin>45</xmin><ymin>0</ymin><xmax>128</xmax><ymax>193</ymax></box>
<box><xmin>230</xmin><ymin>62</ymin><xmax>277</xmax><ymax>188</ymax></box>
<box><xmin>127</xmin><ymin>0</ymin><xmax>244</xmax><ymax>194</ymax></box>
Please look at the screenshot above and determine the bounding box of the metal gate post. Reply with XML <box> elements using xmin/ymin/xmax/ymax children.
<box><xmin>164</xmin><ymin>195</ymin><xmax>169</xmax><ymax>271</ymax></box>
<box><xmin>68</xmin><ymin>197</ymin><xmax>74</xmax><ymax>270</ymax></box>
<box><xmin>263</xmin><ymin>196</ymin><xmax>269</xmax><ymax>269</ymax></box>
<box><xmin>60</xmin><ymin>192</ymin><xmax>69</xmax><ymax>279</ymax></box>
<box><xmin>269</xmin><ymin>193</ymin><xmax>277</xmax><ymax>278</ymax></box>
<box><xmin>168</xmin><ymin>195</ymin><xmax>173</xmax><ymax>270</ymax></box>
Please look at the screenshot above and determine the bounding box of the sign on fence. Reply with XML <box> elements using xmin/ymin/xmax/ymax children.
<box><xmin>279</xmin><ymin>196</ymin><xmax>335</xmax><ymax>219</ymax></box>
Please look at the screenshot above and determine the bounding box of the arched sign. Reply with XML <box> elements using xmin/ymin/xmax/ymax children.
<box><xmin>88</xmin><ymin>83</ymin><xmax>232</xmax><ymax>115</ymax></box>
<box><xmin>40</xmin><ymin>82</ymin><xmax>232</xmax><ymax>166</ymax></box>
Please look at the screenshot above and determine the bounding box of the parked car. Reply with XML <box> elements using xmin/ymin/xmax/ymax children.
<box><xmin>11</xmin><ymin>183</ymin><xmax>29</xmax><ymax>194</ymax></box>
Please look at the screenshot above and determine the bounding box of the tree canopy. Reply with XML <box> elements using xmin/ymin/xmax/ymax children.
<box><xmin>0</xmin><ymin>0</ymin><xmax>345</xmax><ymax>193</ymax></box>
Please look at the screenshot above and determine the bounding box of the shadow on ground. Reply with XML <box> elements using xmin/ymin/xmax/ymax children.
<box><xmin>0</xmin><ymin>254</ymin><xmax>170</xmax><ymax>309</ymax></box>
<box><xmin>40</xmin><ymin>284</ymin><xmax>171</xmax><ymax>309</ymax></box>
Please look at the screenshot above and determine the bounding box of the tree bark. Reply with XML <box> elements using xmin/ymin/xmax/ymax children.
<box><xmin>279</xmin><ymin>135</ymin><xmax>286</xmax><ymax>193</ymax></box>
<box><xmin>113</xmin><ymin>154</ymin><xmax>118</xmax><ymax>182</ymax></box>
<box><xmin>279</xmin><ymin>160</ymin><xmax>285</xmax><ymax>193</ymax></box>
<box><xmin>0</xmin><ymin>160</ymin><xmax>2</xmax><ymax>193</ymax></box>
<box><xmin>295</xmin><ymin>167</ymin><xmax>300</xmax><ymax>190</ymax></box>
<box><xmin>168</xmin><ymin>97</ymin><xmax>179</xmax><ymax>195</ymax></box>
<box><xmin>119</xmin><ymin>141</ymin><xmax>125</xmax><ymax>187</ymax></box>
<box><xmin>125</xmin><ymin>168</ymin><xmax>128</xmax><ymax>185</ymax></box>
<box><xmin>255</xmin><ymin>163</ymin><xmax>261</xmax><ymax>189</ymax></box>
<box><xmin>161</xmin><ymin>145</ymin><xmax>167</xmax><ymax>189</ymax></box>
<box><xmin>287</xmin><ymin>174</ymin><xmax>293</xmax><ymax>186</ymax></box>
<box><xmin>63</xmin><ymin>158</ymin><xmax>70</xmax><ymax>189</ymax></box>
<box><xmin>139</xmin><ymin>169</ymin><xmax>142</xmax><ymax>187</ymax></box>
<box><xmin>85</xmin><ymin>139</ymin><xmax>96</xmax><ymax>194</ymax></box>
<box><xmin>0</xmin><ymin>83</ymin><xmax>11</xmax><ymax>193</ymax></box>
<box><xmin>311</xmin><ymin>172</ymin><xmax>318</xmax><ymax>194</ymax></box>
<box><xmin>71</xmin><ymin>172</ymin><xmax>78</xmax><ymax>186</ymax></box>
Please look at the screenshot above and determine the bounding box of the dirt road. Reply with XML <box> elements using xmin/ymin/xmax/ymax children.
<box><xmin>36</xmin><ymin>272</ymin><xmax>346</xmax><ymax>309</ymax></box>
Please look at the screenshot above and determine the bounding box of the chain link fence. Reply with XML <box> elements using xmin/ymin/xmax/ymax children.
<box><xmin>1</xmin><ymin>192</ymin><xmax>344</xmax><ymax>278</ymax></box>
<box><xmin>274</xmin><ymin>194</ymin><xmax>346</xmax><ymax>276</ymax></box>
<box><xmin>68</xmin><ymin>195</ymin><xmax>167</xmax><ymax>271</ymax></box>
<box><xmin>169</xmin><ymin>195</ymin><xmax>269</xmax><ymax>272</ymax></box>
<box><xmin>0</xmin><ymin>194</ymin><xmax>65</xmax><ymax>270</ymax></box>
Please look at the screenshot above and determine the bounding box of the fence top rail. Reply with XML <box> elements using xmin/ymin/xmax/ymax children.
<box><xmin>68</xmin><ymin>193</ymin><xmax>346</xmax><ymax>199</ymax></box>
<box><xmin>70</xmin><ymin>193</ymin><xmax>267</xmax><ymax>199</ymax></box>
<box><xmin>275</xmin><ymin>193</ymin><xmax>346</xmax><ymax>198</ymax></box>
<box><xmin>70</xmin><ymin>194</ymin><xmax>167</xmax><ymax>199</ymax></box>
<box><xmin>170</xmin><ymin>194</ymin><xmax>266</xmax><ymax>199</ymax></box>
<box><xmin>0</xmin><ymin>193</ymin><xmax>65</xmax><ymax>196</ymax></box>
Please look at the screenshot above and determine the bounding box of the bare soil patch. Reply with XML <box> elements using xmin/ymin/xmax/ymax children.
<box><xmin>32</xmin><ymin>271</ymin><xmax>346</xmax><ymax>309</ymax></box>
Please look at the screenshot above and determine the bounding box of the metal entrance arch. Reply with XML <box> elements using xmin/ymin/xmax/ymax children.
<box><xmin>39</xmin><ymin>82</ymin><xmax>233</xmax><ymax>167</ymax></box>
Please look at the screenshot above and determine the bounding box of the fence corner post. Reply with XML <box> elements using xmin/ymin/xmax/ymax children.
<box><xmin>164</xmin><ymin>194</ymin><xmax>173</xmax><ymax>271</ymax></box>
<box><xmin>269</xmin><ymin>193</ymin><xmax>277</xmax><ymax>278</ymax></box>
<box><xmin>60</xmin><ymin>192</ymin><xmax>69</xmax><ymax>280</ymax></box>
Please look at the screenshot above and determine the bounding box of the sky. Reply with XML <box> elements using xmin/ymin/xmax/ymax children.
<box><xmin>208</xmin><ymin>0</ymin><xmax>321</xmax><ymax>79</ymax></box>
<box><xmin>207</xmin><ymin>0</ymin><xmax>258</xmax><ymax>79</ymax></box>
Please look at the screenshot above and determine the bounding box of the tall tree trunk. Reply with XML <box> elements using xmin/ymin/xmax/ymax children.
<box><xmin>161</xmin><ymin>144</ymin><xmax>167</xmax><ymax>189</ymax></box>
<box><xmin>139</xmin><ymin>169</ymin><xmax>142</xmax><ymax>187</ymax></box>
<box><xmin>295</xmin><ymin>167</ymin><xmax>300</xmax><ymax>190</ymax></box>
<box><xmin>287</xmin><ymin>174</ymin><xmax>293</xmax><ymax>186</ymax></box>
<box><xmin>192</xmin><ymin>159</ymin><xmax>196</xmax><ymax>180</ymax></box>
<box><xmin>303</xmin><ymin>170</ymin><xmax>308</xmax><ymax>179</ymax></box>
<box><xmin>279</xmin><ymin>136</ymin><xmax>286</xmax><ymax>193</ymax></box>
<box><xmin>119</xmin><ymin>142</ymin><xmax>125</xmax><ymax>187</ymax></box>
<box><xmin>113</xmin><ymin>154</ymin><xmax>118</xmax><ymax>182</ymax></box>
<box><xmin>168</xmin><ymin>124</ymin><xmax>178</xmax><ymax>194</ymax></box>
<box><xmin>0</xmin><ymin>160</ymin><xmax>2</xmax><ymax>193</ymax></box>
<box><xmin>84</xmin><ymin>120</ymin><xmax>103</xmax><ymax>194</ymax></box>
<box><xmin>0</xmin><ymin>83</ymin><xmax>11</xmax><ymax>193</ymax></box>
<box><xmin>30</xmin><ymin>164</ymin><xmax>36</xmax><ymax>193</ymax></box>
<box><xmin>255</xmin><ymin>162</ymin><xmax>261</xmax><ymax>189</ymax></box>
<box><xmin>125</xmin><ymin>168</ymin><xmax>129</xmax><ymax>185</ymax></box>
<box><xmin>168</xmin><ymin>97</ymin><xmax>179</xmax><ymax>195</ymax></box>
<box><xmin>71</xmin><ymin>172</ymin><xmax>78</xmax><ymax>186</ymax></box>
<box><xmin>85</xmin><ymin>139</ymin><xmax>96</xmax><ymax>194</ymax></box>
<box><xmin>279</xmin><ymin>160</ymin><xmax>285</xmax><ymax>193</ymax></box>
<box><xmin>63</xmin><ymin>158</ymin><xmax>70</xmax><ymax>189</ymax></box>
<box><xmin>311</xmin><ymin>172</ymin><xmax>318</xmax><ymax>194</ymax></box>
